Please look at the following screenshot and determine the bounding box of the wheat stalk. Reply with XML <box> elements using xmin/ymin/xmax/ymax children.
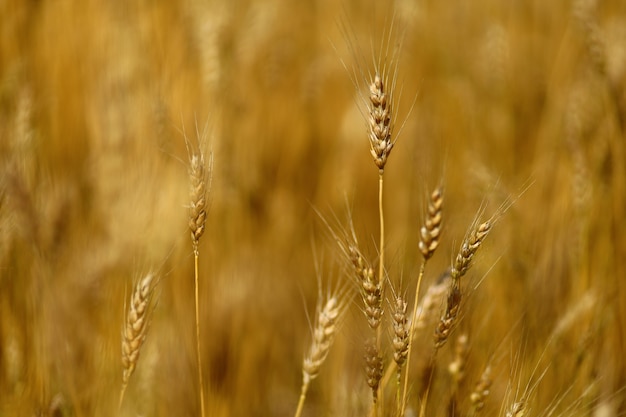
<box><xmin>119</xmin><ymin>272</ymin><xmax>156</xmax><ymax>410</ymax></box>
<box><xmin>187</xmin><ymin>132</ymin><xmax>212</xmax><ymax>417</ymax></box>
<box><xmin>369</xmin><ymin>69</ymin><xmax>396</xmax><ymax>417</ymax></box>
<box><xmin>401</xmin><ymin>186</ymin><xmax>444</xmax><ymax>416</ymax></box>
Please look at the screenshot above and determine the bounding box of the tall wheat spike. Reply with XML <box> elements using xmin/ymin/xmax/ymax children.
<box><xmin>187</xmin><ymin>135</ymin><xmax>212</xmax><ymax>417</ymax></box>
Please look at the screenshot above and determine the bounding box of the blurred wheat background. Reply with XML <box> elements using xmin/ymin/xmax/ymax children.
<box><xmin>1</xmin><ymin>0</ymin><xmax>625</xmax><ymax>416</ymax></box>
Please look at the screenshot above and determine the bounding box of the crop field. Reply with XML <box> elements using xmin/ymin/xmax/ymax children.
<box><xmin>1</xmin><ymin>0</ymin><xmax>625</xmax><ymax>416</ymax></box>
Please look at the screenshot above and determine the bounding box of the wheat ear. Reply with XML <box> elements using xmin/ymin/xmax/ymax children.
<box><xmin>119</xmin><ymin>272</ymin><xmax>156</xmax><ymax>410</ymax></box>
<box><xmin>368</xmin><ymin>72</ymin><xmax>392</xmax><ymax>335</ymax></box>
<box><xmin>469</xmin><ymin>364</ymin><xmax>492</xmax><ymax>416</ymax></box>
<box><xmin>435</xmin><ymin>219</ymin><xmax>491</xmax><ymax>349</ymax></box>
<box><xmin>349</xmin><ymin>246</ymin><xmax>383</xmax><ymax>330</ymax></box>
<box><xmin>368</xmin><ymin>73</ymin><xmax>394</xmax><ymax>172</ymax></box>
<box><xmin>189</xmin><ymin>147</ymin><xmax>211</xmax><ymax>417</ymax></box>
<box><xmin>348</xmin><ymin>243</ymin><xmax>384</xmax><ymax>412</ymax></box>
<box><xmin>391</xmin><ymin>294</ymin><xmax>409</xmax><ymax>414</ymax></box>
<box><xmin>448</xmin><ymin>333</ymin><xmax>469</xmax><ymax>416</ymax></box>
<box><xmin>380</xmin><ymin>271</ymin><xmax>450</xmax><ymax>390</ymax></box>
<box><xmin>295</xmin><ymin>296</ymin><xmax>341</xmax><ymax>417</ymax></box>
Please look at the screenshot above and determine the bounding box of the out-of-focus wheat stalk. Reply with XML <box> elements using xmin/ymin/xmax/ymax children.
<box><xmin>119</xmin><ymin>272</ymin><xmax>156</xmax><ymax>410</ymax></box>
<box><xmin>469</xmin><ymin>364</ymin><xmax>492</xmax><ymax>417</ymax></box>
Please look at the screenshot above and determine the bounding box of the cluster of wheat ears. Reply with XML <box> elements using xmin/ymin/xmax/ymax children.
<box><xmin>116</xmin><ymin>32</ymin><xmax>571</xmax><ymax>417</ymax></box>
<box><xmin>3</xmin><ymin>1</ymin><xmax>626</xmax><ymax>415</ymax></box>
<box><xmin>292</xmin><ymin>42</ymin><xmax>510</xmax><ymax>417</ymax></box>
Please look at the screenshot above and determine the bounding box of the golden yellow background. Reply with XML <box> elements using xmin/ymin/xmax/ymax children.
<box><xmin>1</xmin><ymin>0</ymin><xmax>625</xmax><ymax>415</ymax></box>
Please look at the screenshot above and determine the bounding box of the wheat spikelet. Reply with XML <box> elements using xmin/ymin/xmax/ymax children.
<box><xmin>419</xmin><ymin>187</ymin><xmax>444</xmax><ymax>260</ymax></box>
<box><xmin>379</xmin><ymin>270</ymin><xmax>452</xmax><ymax>402</ymax></box>
<box><xmin>433</xmin><ymin>210</ymin><xmax>498</xmax><ymax>350</ymax></box>
<box><xmin>391</xmin><ymin>292</ymin><xmax>410</xmax><ymax>415</ymax></box>
<box><xmin>392</xmin><ymin>295</ymin><xmax>409</xmax><ymax>369</ymax></box>
<box><xmin>506</xmin><ymin>400</ymin><xmax>527</xmax><ymax>417</ymax></box>
<box><xmin>448</xmin><ymin>333</ymin><xmax>469</xmax><ymax>384</ymax></box>
<box><xmin>573</xmin><ymin>0</ymin><xmax>606</xmax><ymax>76</ymax></box>
<box><xmin>434</xmin><ymin>278</ymin><xmax>462</xmax><ymax>349</ymax></box>
<box><xmin>296</xmin><ymin>296</ymin><xmax>341</xmax><ymax>417</ymax></box>
<box><xmin>361</xmin><ymin>266</ymin><xmax>383</xmax><ymax>330</ymax></box>
<box><xmin>189</xmin><ymin>152</ymin><xmax>208</xmax><ymax>253</ymax></box>
<box><xmin>368</xmin><ymin>74</ymin><xmax>394</xmax><ymax>172</ymax></box>
<box><xmin>349</xmin><ymin>245</ymin><xmax>383</xmax><ymax>330</ymax></box>
<box><xmin>365</xmin><ymin>338</ymin><xmax>384</xmax><ymax>402</ymax></box>
<box><xmin>302</xmin><ymin>296</ymin><xmax>340</xmax><ymax>382</ymax></box>
<box><xmin>451</xmin><ymin>220</ymin><xmax>492</xmax><ymax>281</ymax></box>
<box><xmin>119</xmin><ymin>272</ymin><xmax>156</xmax><ymax>409</ymax></box>
<box><xmin>470</xmin><ymin>365</ymin><xmax>492</xmax><ymax>413</ymax></box>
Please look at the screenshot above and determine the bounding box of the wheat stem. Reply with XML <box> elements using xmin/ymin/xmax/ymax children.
<box><xmin>376</xmin><ymin>171</ymin><xmax>385</xmax><ymax>417</ymax></box>
<box><xmin>294</xmin><ymin>380</ymin><xmax>309</xmax><ymax>417</ymax></box>
<box><xmin>377</xmin><ymin>171</ymin><xmax>385</xmax><ymax>341</ymax></box>
<box><xmin>400</xmin><ymin>261</ymin><xmax>425</xmax><ymax>416</ymax></box>
<box><xmin>194</xmin><ymin>248</ymin><xmax>206</xmax><ymax>417</ymax></box>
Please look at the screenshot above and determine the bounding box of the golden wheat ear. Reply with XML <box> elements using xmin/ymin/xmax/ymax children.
<box><xmin>295</xmin><ymin>294</ymin><xmax>343</xmax><ymax>417</ymax></box>
<box><xmin>189</xmin><ymin>151</ymin><xmax>209</xmax><ymax>253</ymax></box>
<box><xmin>119</xmin><ymin>272</ymin><xmax>156</xmax><ymax>410</ymax></box>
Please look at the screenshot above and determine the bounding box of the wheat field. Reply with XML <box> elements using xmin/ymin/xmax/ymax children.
<box><xmin>1</xmin><ymin>0</ymin><xmax>625</xmax><ymax>416</ymax></box>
